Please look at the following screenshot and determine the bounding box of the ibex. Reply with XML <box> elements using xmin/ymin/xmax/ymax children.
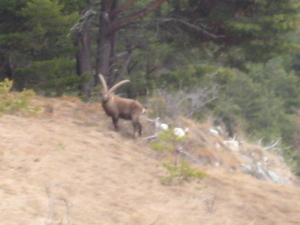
<box><xmin>99</xmin><ymin>74</ymin><xmax>145</xmax><ymax>138</ymax></box>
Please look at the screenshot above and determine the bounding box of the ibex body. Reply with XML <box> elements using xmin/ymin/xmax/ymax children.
<box><xmin>99</xmin><ymin>74</ymin><xmax>145</xmax><ymax>138</ymax></box>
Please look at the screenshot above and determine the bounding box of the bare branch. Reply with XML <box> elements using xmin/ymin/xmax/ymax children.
<box><xmin>111</xmin><ymin>51</ymin><xmax>128</xmax><ymax>60</ymax></box>
<box><xmin>143</xmin><ymin>133</ymin><xmax>158</xmax><ymax>140</ymax></box>
<box><xmin>162</xmin><ymin>18</ymin><xmax>224</xmax><ymax>39</ymax></box>
<box><xmin>119</xmin><ymin>50</ymin><xmax>133</xmax><ymax>77</ymax></box>
<box><xmin>263</xmin><ymin>138</ymin><xmax>281</xmax><ymax>150</ymax></box>
<box><xmin>204</xmin><ymin>192</ymin><xmax>217</xmax><ymax>213</ymax></box>
<box><xmin>60</xmin><ymin>197</ymin><xmax>72</xmax><ymax>225</ymax></box>
<box><xmin>45</xmin><ymin>185</ymin><xmax>55</xmax><ymax>225</ymax></box>
<box><xmin>176</xmin><ymin>146</ymin><xmax>199</xmax><ymax>164</ymax></box>
<box><xmin>157</xmin><ymin>84</ymin><xmax>219</xmax><ymax>119</ymax></box>
<box><xmin>71</xmin><ymin>9</ymin><xmax>97</xmax><ymax>32</ymax></box>
<box><xmin>116</xmin><ymin>17</ymin><xmax>223</xmax><ymax>39</ymax></box>
<box><xmin>110</xmin><ymin>0</ymin><xmax>167</xmax><ymax>31</ymax></box>
<box><xmin>186</xmin><ymin>85</ymin><xmax>219</xmax><ymax>110</ymax></box>
<box><xmin>111</xmin><ymin>0</ymin><xmax>139</xmax><ymax>17</ymax></box>
<box><xmin>142</xmin><ymin>116</ymin><xmax>161</xmax><ymax>140</ymax></box>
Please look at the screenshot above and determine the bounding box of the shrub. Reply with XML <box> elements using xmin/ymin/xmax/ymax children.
<box><xmin>160</xmin><ymin>160</ymin><xmax>207</xmax><ymax>185</ymax></box>
<box><xmin>150</xmin><ymin>129</ymin><xmax>185</xmax><ymax>152</ymax></box>
<box><xmin>0</xmin><ymin>79</ymin><xmax>41</xmax><ymax>116</ymax></box>
<box><xmin>147</xmin><ymin>86</ymin><xmax>218</xmax><ymax>122</ymax></box>
<box><xmin>150</xmin><ymin>129</ymin><xmax>206</xmax><ymax>185</ymax></box>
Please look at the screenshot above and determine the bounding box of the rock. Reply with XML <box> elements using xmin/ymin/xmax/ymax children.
<box><xmin>223</xmin><ymin>138</ymin><xmax>239</xmax><ymax>151</ymax></box>
<box><xmin>209</xmin><ymin>128</ymin><xmax>219</xmax><ymax>136</ymax></box>
<box><xmin>267</xmin><ymin>170</ymin><xmax>290</xmax><ymax>184</ymax></box>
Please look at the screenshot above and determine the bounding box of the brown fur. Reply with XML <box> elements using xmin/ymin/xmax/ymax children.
<box><xmin>99</xmin><ymin>74</ymin><xmax>144</xmax><ymax>138</ymax></box>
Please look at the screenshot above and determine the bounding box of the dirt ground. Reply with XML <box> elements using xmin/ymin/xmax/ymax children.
<box><xmin>0</xmin><ymin>96</ymin><xmax>300</xmax><ymax>225</ymax></box>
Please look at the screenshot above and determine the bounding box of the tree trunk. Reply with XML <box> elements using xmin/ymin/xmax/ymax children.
<box><xmin>96</xmin><ymin>0</ymin><xmax>118</xmax><ymax>88</ymax></box>
<box><xmin>4</xmin><ymin>55</ymin><xmax>13</xmax><ymax>81</ymax></box>
<box><xmin>74</xmin><ymin>9</ymin><xmax>95</xmax><ymax>98</ymax></box>
<box><xmin>96</xmin><ymin>0</ymin><xmax>167</xmax><ymax>88</ymax></box>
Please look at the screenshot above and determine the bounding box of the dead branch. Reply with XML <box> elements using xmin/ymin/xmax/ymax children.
<box><xmin>176</xmin><ymin>146</ymin><xmax>199</xmax><ymax>164</ymax></box>
<box><xmin>71</xmin><ymin>9</ymin><xmax>96</xmax><ymax>32</ymax></box>
<box><xmin>204</xmin><ymin>193</ymin><xmax>217</xmax><ymax>213</ymax></box>
<box><xmin>60</xmin><ymin>197</ymin><xmax>72</xmax><ymax>225</ymax></box>
<box><xmin>162</xmin><ymin>18</ymin><xmax>224</xmax><ymax>39</ymax></box>
<box><xmin>142</xmin><ymin>117</ymin><xmax>161</xmax><ymax>140</ymax></box>
<box><xmin>263</xmin><ymin>138</ymin><xmax>281</xmax><ymax>150</ymax></box>
<box><xmin>45</xmin><ymin>185</ymin><xmax>55</xmax><ymax>225</ymax></box>
<box><xmin>111</xmin><ymin>0</ymin><xmax>139</xmax><ymax>17</ymax></box>
<box><xmin>110</xmin><ymin>0</ymin><xmax>167</xmax><ymax>31</ymax></box>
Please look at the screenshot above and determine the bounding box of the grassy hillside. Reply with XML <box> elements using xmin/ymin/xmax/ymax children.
<box><xmin>0</xmin><ymin>96</ymin><xmax>300</xmax><ymax>225</ymax></box>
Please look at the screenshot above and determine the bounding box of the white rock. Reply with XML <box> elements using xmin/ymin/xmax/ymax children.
<box><xmin>267</xmin><ymin>170</ymin><xmax>290</xmax><ymax>184</ymax></box>
<box><xmin>209</xmin><ymin>128</ymin><xmax>219</xmax><ymax>136</ymax></box>
<box><xmin>160</xmin><ymin>123</ymin><xmax>169</xmax><ymax>130</ymax></box>
<box><xmin>223</xmin><ymin>138</ymin><xmax>239</xmax><ymax>151</ymax></box>
<box><xmin>173</xmin><ymin>128</ymin><xmax>189</xmax><ymax>137</ymax></box>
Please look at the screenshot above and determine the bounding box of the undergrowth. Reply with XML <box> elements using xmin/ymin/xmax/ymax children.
<box><xmin>0</xmin><ymin>79</ymin><xmax>41</xmax><ymax>116</ymax></box>
<box><xmin>150</xmin><ymin>129</ymin><xmax>207</xmax><ymax>185</ymax></box>
<box><xmin>160</xmin><ymin>160</ymin><xmax>207</xmax><ymax>185</ymax></box>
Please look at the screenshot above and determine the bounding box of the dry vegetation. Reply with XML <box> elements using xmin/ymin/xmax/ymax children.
<box><xmin>1</xmin><ymin>95</ymin><xmax>300</xmax><ymax>225</ymax></box>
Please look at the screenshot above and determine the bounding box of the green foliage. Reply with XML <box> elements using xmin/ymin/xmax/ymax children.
<box><xmin>157</xmin><ymin>0</ymin><xmax>300</xmax><ymax>68</ymax></box>
<box><xmin>15</xmin><ymin>58</ymin><xmax>80</xmax><ymax>96</ymax></box>
<box><xmin>57</xmin><ymin>0</ymin><xmax>88</xmax><ymax>14</ymax></box>
<box><xmin>150</xmin><ymin>129</ymin><xmax>185</xmax><ymax>152</ymax></box>
<box><xmin>158</xmin><ymin>129</ymin><xmax>186</xmax><ymax>142</ymax></box>
<box><xmin>150</xmin><ymin>142</ymin><xmax>174</xmax><ymax>152</ymax></box>
<box><xmin>0</xmin><ymin>0</ymin><xmax>79</xmax><ymax>91</ymax></box>
<box><xmin>0</xmin><ymin>79</ymin><xmax>41</xmax><ymax>116</ymax></box>
<box><xmin>0</xmin><ymin>78</ymin><xmax>13</xmax><ymax>94</ymax></box>
<box><xmin>0</xmin><ymin>0</ymin><xmax>78</xmax><ymax>56</ymax></box>
<box><xmin>149</xmin><ymin>128</ymin><xmax>205</xmax><ymax>186</ymax></box>
<box><xmin>212</xmin><ymin>57</ymin><xmax>300</xmax><ymax>145</ymax></box>
<box><xmin>159</xmin><ymin>160</ymin><xmax>206</xmax><ymax>186</ymax></box>
<box><xmin>18</xmin><ymin>0</ymin><xmax>78</xmax><ymax>56</ymax></box>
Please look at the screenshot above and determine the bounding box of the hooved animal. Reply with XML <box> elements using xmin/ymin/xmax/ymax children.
<box><xmin>99</xmin><ymin>74</ymin><xmax>145</xmax><ymax>138</ymax></box>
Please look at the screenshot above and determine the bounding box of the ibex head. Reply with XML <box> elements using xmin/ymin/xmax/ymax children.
<box><xmin>99</xmin><ymin>74</ymin><xmax>130</xmax><ymax>101</ymax></box>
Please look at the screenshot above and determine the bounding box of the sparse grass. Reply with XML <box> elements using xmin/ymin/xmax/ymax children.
<box><xmin>0</xmin><ymin>94</ymin><xmax>300</xmax><ymax>225</ymax></box>
<box><xmin>0</xmin><ymin>79</ymin><xmax>41</xmax><ymax>116</ymax></box>
<box><xmin>150</xmin><ymin>142</ymin><xmax>174</xmax><ymax>152</ymax></box>
<box><xmin>59</xmin><ymin>142</ymin><xmax>66</xmax><ymax>150</ymax></box>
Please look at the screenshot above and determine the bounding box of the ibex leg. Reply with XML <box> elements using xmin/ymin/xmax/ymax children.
<box><xmin>132</xmin><ymin>120</ymin><xmax>142</xmax><ymax>138</ymax></box>
<box><xmin>112</xmin><ymin>117</ymin><xmax>119</xmax><ymax>131</ymax></box>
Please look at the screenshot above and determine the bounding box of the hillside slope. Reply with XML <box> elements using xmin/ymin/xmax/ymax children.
<box><xmin>0</xmin><ymin>96</ymin><xmax>300</xmax><ymax>225</ymax></box>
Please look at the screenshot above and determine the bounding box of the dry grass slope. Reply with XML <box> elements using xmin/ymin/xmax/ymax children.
<box><xmin>0</xmin><ymin>95</ymin><xmax>300</xmax><ymax>225</ymax></box>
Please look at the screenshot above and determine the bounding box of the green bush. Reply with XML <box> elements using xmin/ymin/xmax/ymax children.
<box><xmin>0</xmin><ymin>79</ymin><xmax>41</xmax><ymax>116</ymax></box>
<box><xmin>160</xmin><ymin>160</ymin><xmax>207</xmax><ymax>185</ymax></box>
<box><xmin>150</xmin><ymin>129</ymin><xmax>186</xmax><ymax>152</ymax></box>
<box><xmin>150</xmin><ymin>129</ymin><xmax>206</xmax><ymax>185</ymax></box>
<box><xmin>150</xmin><ymin>142</ymin><xmax>174</xmax><ymax>152</ymax></box>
